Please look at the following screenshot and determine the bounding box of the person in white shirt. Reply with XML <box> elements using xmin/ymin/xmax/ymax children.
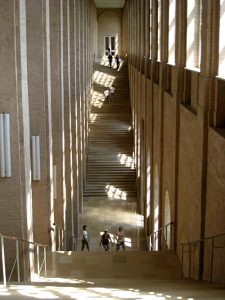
<box><xmin>115</xmin><ymin>226</ymin><xmax>125</xmax><ymax>251</ymax></box>
<box><xmin>110</xmin><ymin>85</ymin><xmax>115</xmax><ymax>101</ymax></box>
<box><xmin>81</xmin><ymin>225</ymin><xmax>90</xmax><ymax>251</ymax></box>
<box><xmin>104</xmin><ymin>89</ymin><xmax>110</xmax><ymax>102</ymax></box>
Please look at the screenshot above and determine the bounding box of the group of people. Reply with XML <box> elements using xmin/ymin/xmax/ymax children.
<box><xmin>106</xmin><ymin>48</ymin><xmax>121</xmax><ymax>70</ymax></box>
<box><xmin>81</xmin><ymin>225</ymin><xmax>125</xmax><ymax>252</ymax></box>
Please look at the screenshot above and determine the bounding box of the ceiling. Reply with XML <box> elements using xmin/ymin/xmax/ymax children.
<box><xmin>95</xmin><ymin>0</ymin><xmax>125</xmax><ymax>8</ymax></box>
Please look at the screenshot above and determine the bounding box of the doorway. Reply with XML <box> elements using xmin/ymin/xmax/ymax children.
<box><xmin>105</xmin><ymin>36</ymin><xmax>115</xmax><ymax>55</ymax></box>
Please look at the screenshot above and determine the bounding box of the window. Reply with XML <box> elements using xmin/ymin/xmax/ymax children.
<box><xmin>157</xmin><ymin>0</ymin><xmax>161</xmax><ymax>61</ymax></box>
<box><xmin>168</xmin><ymin>0</ymin><xmax>176</xmax><ymax>64</ymax></box>
<box><xmin>218</xmin><ymin>0</ymin><xmax>225</xmax><ymax>78</ymax></box>
<box><xmin>149</xmin><ymin>0</ymin><xmax>152</xmax><ymax>58</ymax></box>
<box><xmin>186</xmin><ymin>0</ymin><xmax>202</xmax><ymax>69</ymax></box>
<box><xmin>105</xmin><ymin>36</ymin><xmax>115</xmax><ymax>56</ymax></box>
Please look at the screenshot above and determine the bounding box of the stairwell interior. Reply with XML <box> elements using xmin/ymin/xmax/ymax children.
<box><xmin>47</xmin><ymin>60</ymin><xmax>183</xmax><ymax>282</ymax></box>
<box><xmin>1</xmin><ymin>59</ymin><xmax>225</xmax><ymax>300</ymax></box>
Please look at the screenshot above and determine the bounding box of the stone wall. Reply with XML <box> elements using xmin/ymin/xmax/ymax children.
<box><xmin>0</xmin><ymin>0</ymin><xmax>96</xmax><ymax>281</ymax></box>
<box><xmin>126</xmin><ymin>0</ymin><xmax>225</xmax><ymax>283</ymax></box>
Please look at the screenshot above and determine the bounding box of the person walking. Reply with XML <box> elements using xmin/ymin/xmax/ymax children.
<box><xmin>109</xmin><ymin>85</ymin><xmax>115</xmax><ymax>101</ymax></box>
<box><xmin>108</xmin><ymin>54</ymin><xmax>113</xmax><ymax>68</ymax></box>
<box><xmin>115</xmin><ymin>226</ymin><xmax>125</xmax><ymax>251</ymax></box>
<box><xmin>81</xmin><ymin>225</ymin><xmax>90</xmax><ymax>251</ymax></box>
<box><xmin>115</xmin><ymin>54</ymin><xmax>120</xmax><ymax>70</ymax></box>
<box><xmin>100</xmin><ymin>229</ymin><xmax>113</xmax><ymax>251</ymax></box>
<box><xmin>104</xmin><ymin>88</ymin><xmax>110</xmax><ymax>102</ymax></box>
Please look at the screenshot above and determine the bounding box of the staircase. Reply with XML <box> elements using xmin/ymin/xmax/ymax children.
<box><xmin>72</xmin><ymin>62</ymin><xmax>182</xmax><ymax>282</ymax></box>
<box><xmin>84</xmin><ymin>62</ymin><xmax>136</xmax><ymax>199</ymax></box>
<box><xmin>80</xmin><ymin>62</ymin><xmax>143</xmax><ymax>251</ymax></box>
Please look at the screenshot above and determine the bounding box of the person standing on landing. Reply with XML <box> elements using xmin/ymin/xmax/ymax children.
<box><xmin>100</xmin><ymin>229</ymin><xmax>113</xmax><ymax>251</ymax></box>
<box><xmin>81</xmin><ymin>225</ymin><xmax>90</xmax><ymax>251</ymax></box>
<box><xmin>115</xmin><ymin>226</ymin><xmax>125</xmax><ymax>251</ymax></box>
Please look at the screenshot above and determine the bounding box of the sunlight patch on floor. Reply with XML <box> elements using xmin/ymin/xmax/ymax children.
<box><xmin>91</xmin><ymin>91</ymin><xmax>105</xmax><ymax>108</ymax></box>
<box><xmin>105</xmin><ymin>184</ymin><xmax>127</xmax><ymax>200</ymax></box>
<box><xmin>117</xmin><ymin>153</ymin><xmax>135</xmax><ymax>169</ymax></box>
<box><xmin>93</xmin><ymin>70</ymin><xmax>115</xmax><ymax>87</ymax></box>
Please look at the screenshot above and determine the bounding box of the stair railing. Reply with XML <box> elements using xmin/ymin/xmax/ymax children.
<box><xmin>181</xmin><ymin>233</ymin><xmax>225</xmax><ymax>283</ymax></box>
<box><xmin>147</xmin><ymin>222</ymin><xmax>174</xmax><ymax>251</ymax></box>
<box><xmin>52</xmin><ymin>223</ymin><xmax>75</xmax><ymax>251</ymax></box>
<box><xmin>0</xmin><ymin>233</ymin><xmax>47</xmax><ymax>287</ymax></box>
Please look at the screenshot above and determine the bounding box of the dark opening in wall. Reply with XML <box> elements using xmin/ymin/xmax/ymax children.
<box><xmin>146</xmin><ymin>59</ymin><xmax>152</xmax><ymax>79</ymax></box>
<box><xmin>183</xmin><ymin>68</ymin><xmax>199</xmax><ymax>114</ymax></box>
<box><xmin>154</xmin><ymin>61</ymin><xmax>160</xmax><ymax>84</ymax></box>
<box><xmin>141</xmin><ymin>57</ymin><xmax>145</xmax><ymax>74</ymax></box>
<box><xmin>165</xmin><ymin>64</ymin><xmax>172</xmax><ymax>95</ymax></box>
<box><xmin>214</xmin><ymin>77</ymin><xmax>225</xmax><ymax>128</ymax></box>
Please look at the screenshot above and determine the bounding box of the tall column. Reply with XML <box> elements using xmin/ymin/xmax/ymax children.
<box><xmin>75</xmin><ymin>0</ymin><xmax>84</xmax><ymax>213</ymax></box>
<box><xmin>50</xmin><ymin>0</ymin><xmax>64</xmax><ymax>239</ymax></box>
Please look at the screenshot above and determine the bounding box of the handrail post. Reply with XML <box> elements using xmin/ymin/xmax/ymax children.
<box><xmin>44</xmin><ymin>246</ymin><xmax>47</xmax><ymax>277</ymax></box>
<box><xmin>58</xmin><ymin>228</ymin><xmax>60</xmax><ymax>251</ymax></box>
<box><xmin>165</xmin><ymin>225</ymin><xmax>168</xmax><ymax>250</ymax></box>
<box><xmin>154</xmin><ymin>232</ymin><xmax>156</xmax><ymax>250</ymax></box>
<box><xmin>37</xmin><ymin>245</ymin><xmax>40</xmax><ymax>276</ymax></box>
<box><xmin>189</xmin><ymin>244</ymin><xmax>191</xmax><ymax>279</ymax></box>
<box><xmin>210</xmin><ymin>237</ymin><xmax>214</xmax><ymax>282</ymax></box>
<box><xmin>1</xmin><ymin>236</ymin><xmax>7</xmax><ymax>287</ymax></box>
<box><xmin>181</xmin><ymin>243</ymin><xmax>184</xmax><ymax>267</ymax></box>
<box><xmin>64</xmin><ymin>231</ymin><xmax>67</xmax><ymax>251</ymax></box>
<box><xmin>171</xmin><ymin>222</ymin><xmax>174</xmax><ymax>250</ymax></box>
<box><xmin>16</xmin><ymin>240</ymin><xmax>20</xmax><ymax>283</ymax></box>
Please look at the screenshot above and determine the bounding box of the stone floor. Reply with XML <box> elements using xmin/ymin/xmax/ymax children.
<box><xmin>1</xmin><ymin>277</ymin><xmax>225</xmax><ymax>299</ymax></box>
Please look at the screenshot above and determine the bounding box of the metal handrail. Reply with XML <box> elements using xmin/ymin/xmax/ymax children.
<box><xmin>181</xmin><ymin>232</ymin><xmax>225</xmax><ymax>282</ymax></box>
<box><xmin>147</xmin><ymin>222</ymin><xmax>174</xmax><ymax>251</ymax></box>
<box><xmin>0</xmin><ymin>233</ymin><xmax>47</xmax><ymax>287</ymax></box>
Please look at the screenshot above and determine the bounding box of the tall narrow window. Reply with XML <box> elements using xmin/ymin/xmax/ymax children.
<box><xmin>31</xmin><ymin>136</ymin><xmax>41</xmax><ymax>181</ymax></box>
<box><xmin>186</xmin><ymin>0</ymin><xmax>202</xmax><ymax>69</ymax></box>
<box><xmin>157</xmin><ymin>0</ymin><xmax>161</xmax><ymax>61</ymax></box>
<box><xmin>0</xmin><ymin>113</ymin><xmax>11</xmax><ymax>177</ymax></box>
<box><xmin>168</xmin><ymin>0</ymin><xmax>176</xmax><ymax>64</ymax></box>
<box><xmin>218</xmin><ymin>0</ymin><xmax>225</xmax><ymax>78</ymax></box>
<box><xmin>149</xmin><ymin>0</ymin><xmax>152</xmax><ymax>58</ymax></box>
<box><xmin>105</xmin><ymin>36</ymin><xmax>115</xmax><ymax>56</ymax></box>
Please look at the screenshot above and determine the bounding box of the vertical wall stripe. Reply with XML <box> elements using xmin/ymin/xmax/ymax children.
<box><xmin>19</xmin><ymin>0</ymin><xmax>33</xmax><ymax>243</ymax></box>
<box><xmin>46</xmin><ymin>0</ymin><xmax>54</xmax><ymax>246</ymax></box>
<box><xmin>60</xmin><ymin>0</ymin><xmax>67</xmax><ymax>231</ymax></box>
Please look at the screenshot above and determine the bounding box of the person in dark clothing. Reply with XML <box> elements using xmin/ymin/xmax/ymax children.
<box><xmin>106</xmin><ymin>47</ymin><xmax>110</xmax><ymax>56</ymax></box>
<box><xmin>108</xmin><ymin>54</ymin><xmax>113</xmax><ymax>68</ymax></box>
<box><xmin>115</xmin><ymin>54</ymin><xmax>120</xmax><ymax>70</ymax></box>
<box><xmin>100</xmin><ymin>229</ymin><xmax>113</xmax><ymax>251</ymax></box>
<box><xmin>81</xmin><ymin>225</ymin><xmax>90</xmax><ymax>251</ymax></box>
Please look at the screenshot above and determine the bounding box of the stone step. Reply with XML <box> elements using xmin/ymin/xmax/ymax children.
<box><xmin>87</xmin><ymin>172</ymin><xmax>135</xmax><ymax>176</ymax></box>
<box><xmin>47</xmin><ymin>251</ymin><xmax>183</xmax><ymax>279</ymax></box>
<box><xmin>83</xmin><ymin>185</ymin><xmax>137</xmax><ymax>191</ymax></box>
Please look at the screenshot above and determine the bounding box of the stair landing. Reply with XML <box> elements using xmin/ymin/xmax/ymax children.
<box><xmin>47</xmin><ymin>251</ymin><xmax>183</xmax><ymax>280</ymax></box>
